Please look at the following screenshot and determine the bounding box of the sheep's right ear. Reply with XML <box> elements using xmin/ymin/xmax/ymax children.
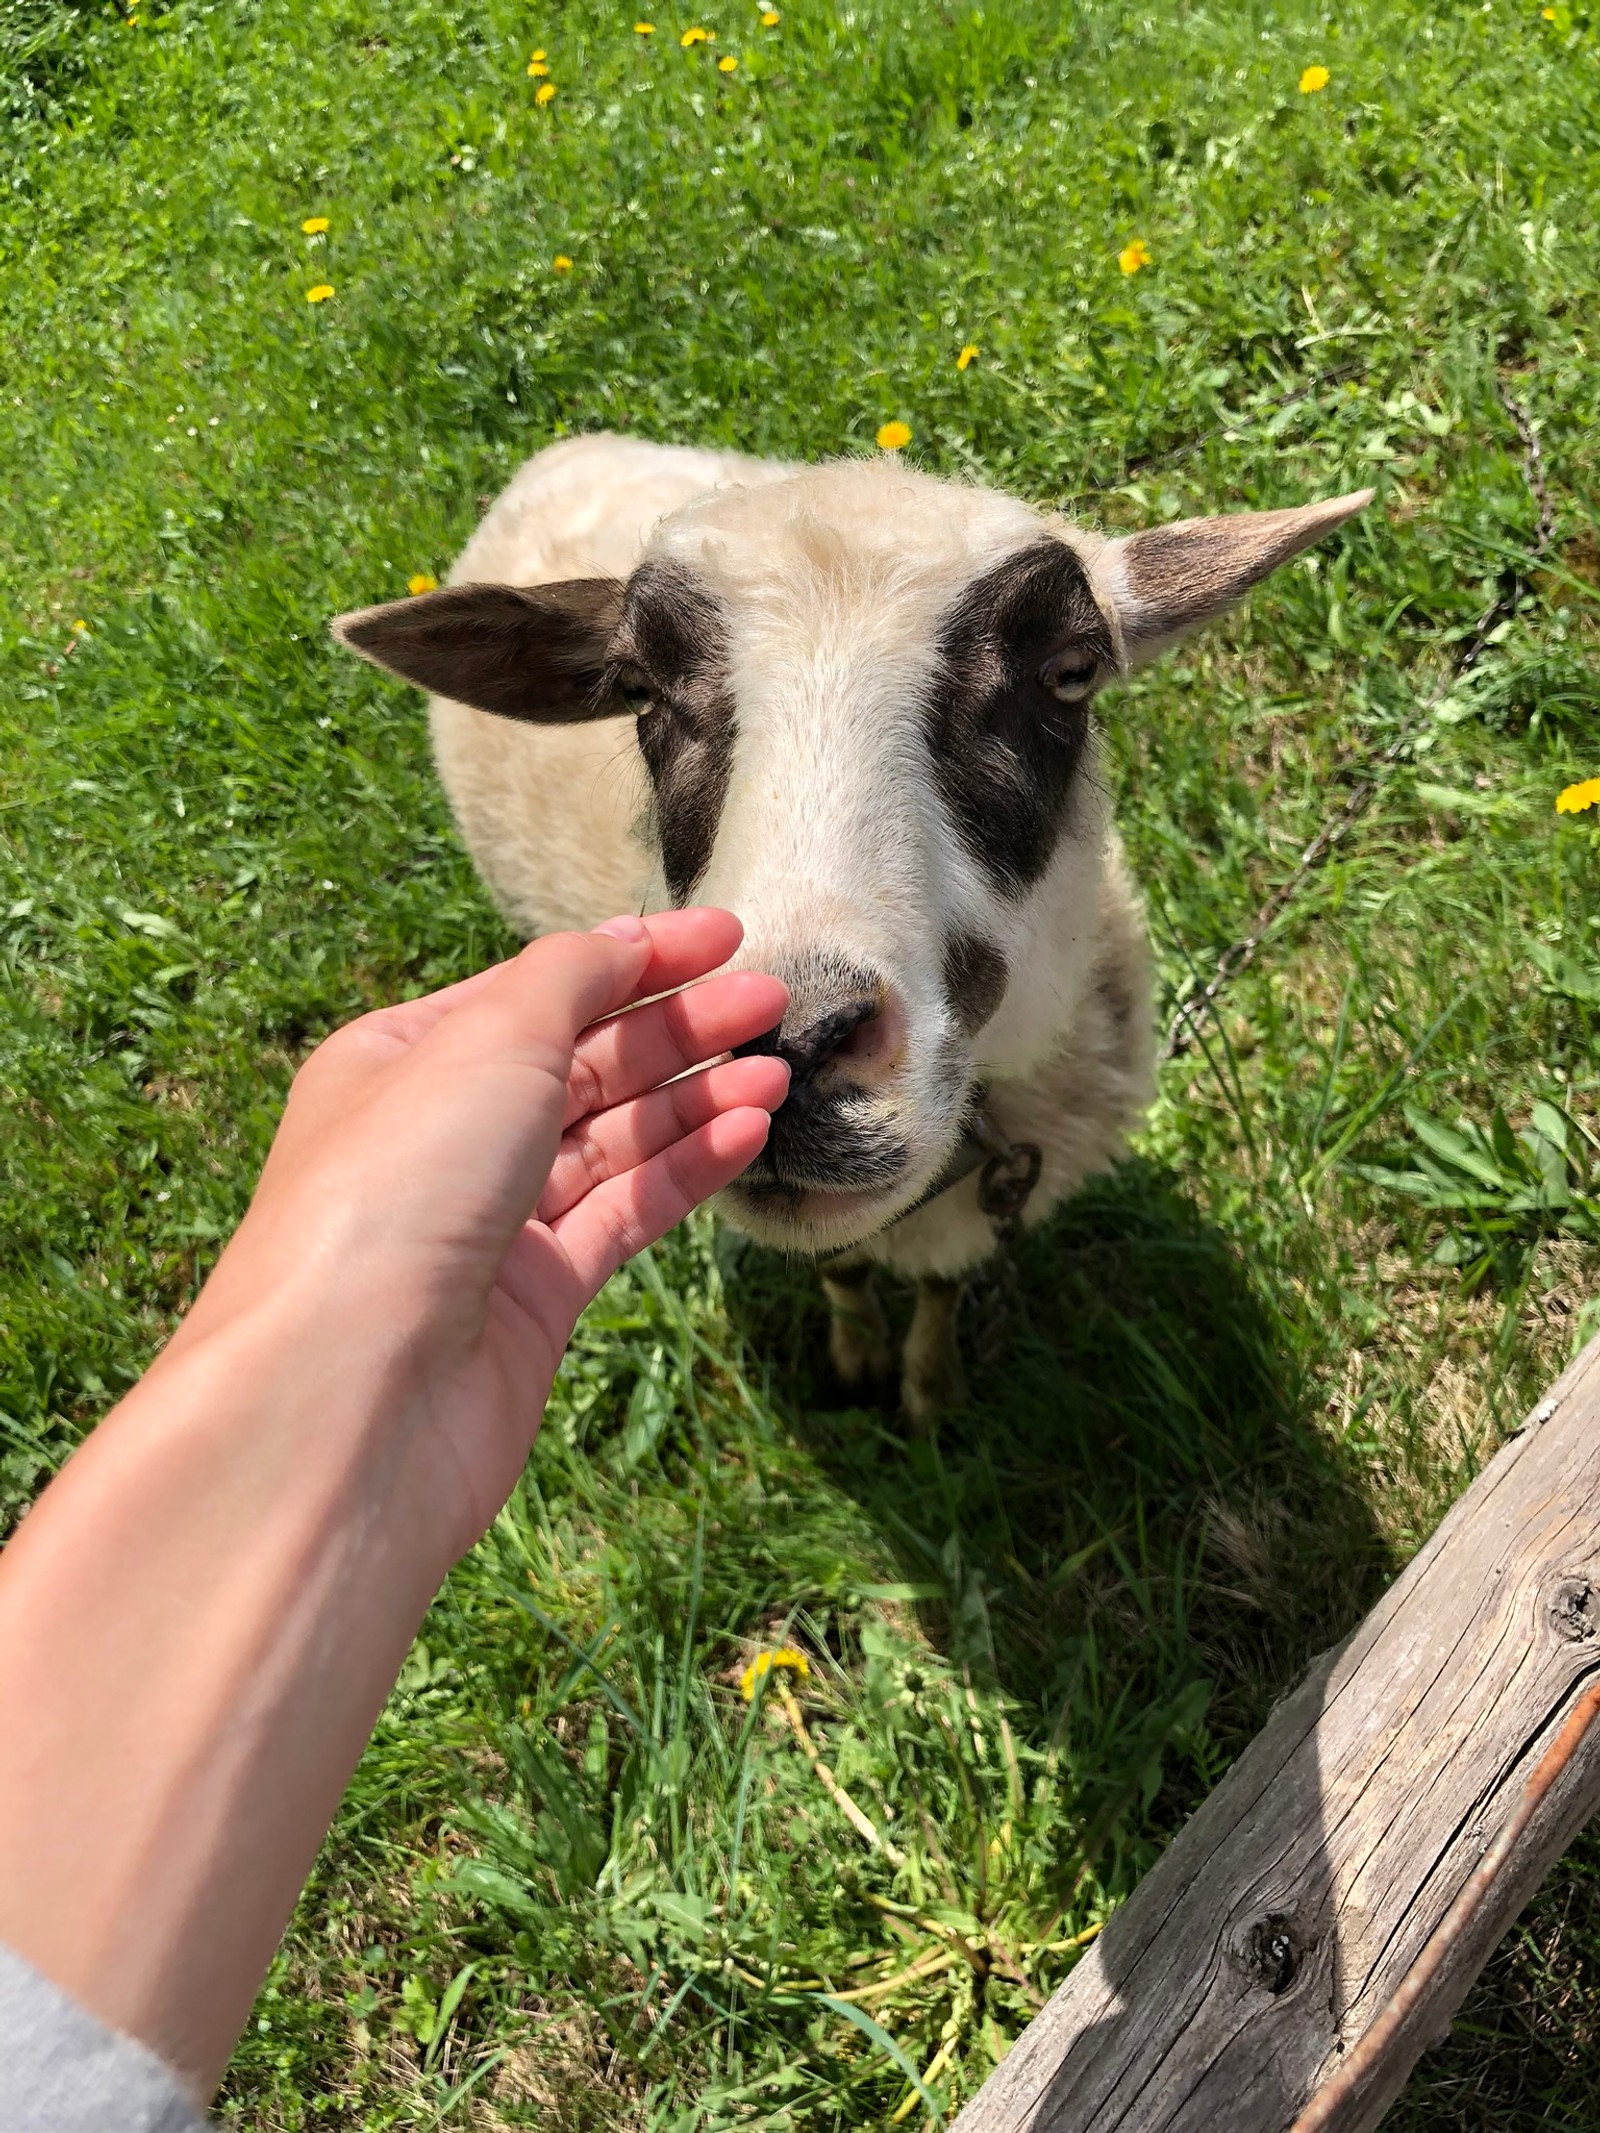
<box><xmin>330</xmin><ymin>579</ymin><xmax>626</xmax><ymax>721</ymax></box>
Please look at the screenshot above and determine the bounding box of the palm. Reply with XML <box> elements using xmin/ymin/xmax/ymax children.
<box><xmin>284</xmin><ymin>911</ymin><xmax>789</xmax><ymax>1556</ymax></box>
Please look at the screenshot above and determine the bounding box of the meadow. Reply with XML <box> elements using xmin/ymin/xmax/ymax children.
<box><xmin>3</xmin><ymin>0</ymin><xmax>1600</xmax><ymax>2123</ymax></box>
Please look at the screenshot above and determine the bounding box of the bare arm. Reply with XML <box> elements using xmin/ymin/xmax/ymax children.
<box><xmin>0</xmin><ymin>908</ymin><xmax>787</xmax><ymax>2099</ymax></box>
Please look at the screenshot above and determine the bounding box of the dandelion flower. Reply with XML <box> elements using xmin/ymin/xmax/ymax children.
<box><xmin>530</xmin><ymin>47</ymin><xmax>547</xmax><ymax>59</ymax></box>
<box><xmin>1556</xmin><ymin>778</ymin><xmax>1600</xmax><ymax>815</ymax></box>
<box><xmin>956</xmin><ymin>343</ymin><xmax>979</xmax><ymax>370</ymax></box>
<box><xmin>553</xmin><ymin>254</ymin><xmax>573</xmax><ymax>272</ymax></box>
<box><xmin>71</xmin><ymin>618</ymin><xmax>89</xmax><ymax>631</ymax></box>
<box><xmin>681</xmin><ymin>24</ymin><xmax>710</xmax><ymax>43</ymax></box>
<box><xmin>301</xmin><ymin>215</ymin><xmax>330</xmax><ymax>235</ymax></box>
<box><xmin>635</xmin><ymin>19</ymin><xmax>655</xmax><ymax>29</ymax></box>
<box><xmin>718</xmin><ymin>52</ymin><xmax>738</xmax><ymax>69</ymax></box>
<box><xmin>1543</xmin><ymin>5</ymin><xmax>1557</xmax><ymax>15</ymax></box>
<box><xmin>761</xmin><ymin>7</ymin><xmax>780</xmax><ymax>20</ymax></box>
<box><xmin>1299</xmin><ymin>63</ymin><xmax>1330</xmax><ymax>93</ymax></box>
<box><xmin>535</xmin><ymin>81</ymin><xmax>556</xmax><ymax>103</ymax></box>
<box><xmin>305</xmin><ymin>283</ymin><xmax>334</xmax><ymax>303</ymax></box>
<box><xmin>407</xmin><ymin>573</ymin><xmax>438</xmax><ymax>596</ymax></box>
<box><xmin>876</xmin><ymin>419</ymin><xmax>912</xmax><ymax>451</ymax></box>
<box><xmin>741</xmin><ymin>1646</ymin><xmax>811</xmax><ymax>1700</ymax></box>
<box><xmin>1118</xmin><ymin>237</ymin><xmax>1151</xmax><ymax>275</ymax></box>
<box><xmin>528</xmin><ymin>58</ymin><xmax>550</xmax><ymax>75</ymax></box>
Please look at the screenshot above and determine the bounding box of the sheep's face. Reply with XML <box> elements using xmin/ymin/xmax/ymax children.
<box><xmin>334</xmin><ymin>461</ymin><xmax>1370</xmax><ymax>1257</ymax></box>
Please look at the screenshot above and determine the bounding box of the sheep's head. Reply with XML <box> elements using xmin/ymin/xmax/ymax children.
<box><xmin>334</xmin><ymin>461</ymin><xmax>1370</xmax><ymax>1256</ymax></box>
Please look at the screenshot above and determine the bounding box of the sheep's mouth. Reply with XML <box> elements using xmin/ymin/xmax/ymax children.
<box><xmin>736</xmin><ymin>1098</ymin><xmax>909</xmax><ymax>1199</ymax></box>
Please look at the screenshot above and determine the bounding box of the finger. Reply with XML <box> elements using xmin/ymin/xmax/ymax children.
<box><xmin>564</xmin><ymin>971</ymin><xmax>788</xmax><ymax>1126</ymax></box>
<box><xmin>547</xmin><ymin>1106</ymin><xmax>774</xmax><ymax>1299</ymax></box>
<box><xmin>603</xmin><ymin>907</ymin><xmax>747</xmax><ymax>1000</ymax></box>
<box><xmin>419</xmin><ymin>927</ymin><xmax>656</xmax><ymax>1090</ymax></box>
<box><xmin>307</xmin><ymin>909</ymin><xmax>748</xmax><ymax>1101</ymax></box>
<box><xmin>361</xmin><ymin>961</ymin><xmax>511</xmax><ymax>1047</ymax></box>
<box><xmin>419</xmin><ymin>909</ymin><xmax>754</xmax><ymax>1085</ymax></box>
<box><xmin>537</xmin><ymin>1054</ymin><xmax>789</xmax><ymax>1221</ymax></box>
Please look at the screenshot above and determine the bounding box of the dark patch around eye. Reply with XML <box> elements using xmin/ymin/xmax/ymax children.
<box><xmin>943</xmin><ymin>932</ymin><xmax>1008</xmax><ymax>1036</ymax></box>
<box><xmin>612</xmin><ymin>560</ymin><xmax>737</xmax><ymax>901</ymax></box>
<box><xmin>923</xmin><ymin>538</ymin><xmax>1113</xmax><ymax>894</ymax></box>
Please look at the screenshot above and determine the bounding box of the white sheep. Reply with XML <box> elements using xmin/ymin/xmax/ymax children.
<box><xmin>335</xmin><ymin>435</ymin><xmax>1370</xmax><ymax>1416</ymax></box>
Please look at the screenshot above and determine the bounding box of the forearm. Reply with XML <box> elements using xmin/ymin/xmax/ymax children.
<box><xmin>0</xmin><ymin>1298</ymin><xmax>449</xmax><ymax>2098</ymax></box>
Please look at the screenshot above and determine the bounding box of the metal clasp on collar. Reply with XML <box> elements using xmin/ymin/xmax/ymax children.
<box><xmin>881</xmin><ymin>1093</ymin><xmax>1043</xmax><ymax>1238</ymax></box>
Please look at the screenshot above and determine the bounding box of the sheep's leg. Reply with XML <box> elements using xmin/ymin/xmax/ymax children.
<box><xmin>902</xmin><ymin>1274</ymin><xmax>968</xmax><ymax>1422</ymax></box>
<box><xmin>821</xmin><ymin>1258</ymin><xmax>893</xmax><ymax>1391</ymax></box>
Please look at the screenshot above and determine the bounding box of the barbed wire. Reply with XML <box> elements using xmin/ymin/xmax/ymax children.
<box><xmin>1161</xmin><ymin>375</ymin><xmax>1556</xmax><ymax>1064</ymax></box>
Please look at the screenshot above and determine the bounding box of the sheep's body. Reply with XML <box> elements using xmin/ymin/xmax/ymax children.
<box><xmin>428</xmin><ymin>434</ymin><xmax>1155</xmax><ymax>1300</ymax></box>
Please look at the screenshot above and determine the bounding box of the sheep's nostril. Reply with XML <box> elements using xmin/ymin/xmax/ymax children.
<box><xmin>733</xmin><ymin>996</ymin><xmax>882</xmax><ymax>1088</ymax></box>
<box><xmin>783</xmin><ymin>997</ymin><xmax>879</xmax><ymax>1080</ymax></box>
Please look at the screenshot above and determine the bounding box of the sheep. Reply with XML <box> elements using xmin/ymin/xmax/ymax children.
<box><xmin>333</xmin><ymin>435</ymin><xmax>1370</xmax><ymax>1417</ymax></box>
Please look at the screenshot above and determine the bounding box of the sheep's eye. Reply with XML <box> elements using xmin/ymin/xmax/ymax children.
<box><xmin>615</xmin><ymin>667</ymin><xmax>654</xmax><ymax>714</ymax></box>
<box><xmin>1039</xmin><ymin>648</ymin><xmax>1098</xmax><ymax>704</ymax></box>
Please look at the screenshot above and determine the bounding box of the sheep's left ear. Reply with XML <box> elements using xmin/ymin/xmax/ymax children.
<box><xmin>1094</xmin><ymin>490</ymin><xmax>1374</xmax><ymax>667</ymax></box>
<box><xmin>330</xmin><ymin>579</ymin><xmax>626</xmax><ymax>721</ymax></box>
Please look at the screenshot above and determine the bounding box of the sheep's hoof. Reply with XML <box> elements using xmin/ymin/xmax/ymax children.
<box><xmin>900</xmin><ymin>1274</ymin><xmax>968</xmax><ymax>1422</ymax></box>
<box><xmin>901</xmin><ymin>1349</ymin><xmax>969</xmax><ymax>1423</ymax></box>
<box><xmin>821</xmin><ymin>1263</ymin><xmax>893</xmax><ymax>1391</ymax></box>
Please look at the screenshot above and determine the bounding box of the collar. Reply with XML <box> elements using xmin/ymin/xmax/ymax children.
<box><xmin>883</xmin><ymin>1088</ymin><xmax>1043</xmax><ymax>1235</ymax></box>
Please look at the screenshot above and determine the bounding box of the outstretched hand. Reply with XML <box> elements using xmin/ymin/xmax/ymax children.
<box><xmin>173</xmin><ymin>907</ymin><xmax>789</xmax><ymax>1561</ymax></box>
<box><xmin>0</xmin><ymin>910</ymin><xmax>789</xmax><ymax>2096</ymax></box>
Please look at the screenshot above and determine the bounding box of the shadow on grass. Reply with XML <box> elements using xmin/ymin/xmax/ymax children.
<box><xmin>725</xmin><ymin>1154</ymin><xmax>1389</xmax><ymax>1789</ymax></box>
<box><xmin>720</xmin><ymin>1158</ymin><xmax>1394</xmax><ymax>2121</ymax></box>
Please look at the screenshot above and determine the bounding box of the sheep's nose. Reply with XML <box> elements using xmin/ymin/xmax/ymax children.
<box><xmin>734</xmin><ymin>979</ymin><xmax>904</xmax><ymax>1093</ymax></box>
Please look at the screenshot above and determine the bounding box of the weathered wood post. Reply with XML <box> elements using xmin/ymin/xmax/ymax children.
<box><xmin>956</xmin><ymin>1333</ymin><xmax>1600</xmax><ymax>2133</ymax></box>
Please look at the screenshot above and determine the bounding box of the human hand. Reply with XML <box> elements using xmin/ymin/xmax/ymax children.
<box><xmin>170</xmin><ymin>907</ymin><xmax>788</xmax><ymax>1565</ymax></box>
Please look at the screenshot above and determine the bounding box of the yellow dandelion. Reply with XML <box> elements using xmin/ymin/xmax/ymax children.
<box><xmin>407</xmin><ymin>572</ymin><xmax>438</xmax><ymax>596</ymax></box>
<box><xmin>535</xmin><ymin>80</ymin><xmax>556</xmax><ymax>103</ymax></box>
<box><xmin>1543</xmin><ymin>5</ymin><xmax>1557</xmax><ymax>15</ymax></box>
<box><xmin>1556</xmin><ymin>778</ymin><xmax>1600</xmax><ymax>815</ymax></box>
<box><xmin>305</xmin><ymin>283</ymin><xmax>334</xmax><ymax>303</ymax></box>
<box><xmin>1118</xmin><ymin>237</ymin><xmax>1151</xmax><ymax>275</ymax></box>
<box><xmin>301</xmin><ymin>215</ymin><xmax>330</xmax><ymax>235</ymax></box>
<box><xmin>553</xmin><ymin>253</ymin><xmax>573</xmax><ymax>272</ymax></box>
<box><xmin>71</xmin><ymin>618</ymin><xmax>89</xmax><ymax>631</ymax></box>
<box><xmin>1299</xmin><ymin>63</ymin><xmax>1330</xmax><ymax>93</ymax></box>
<box><xmin>528</xmin><ymin>58</ymin><xmax>550</xmax><ymax>75</ymax></box>
<box><xmin>635</xmin><ymin>18</ymin><xmax>656</xmax><ymax>29</ymax></box>
<box><xmin>740</xmin><ymin>1646</ymin><xmax>811</xmax><ymax>1701</ymax></box>
<box><xmin>876</xmin><ymin>419</ymin><xmax>912</xmax><ymax>451</ymax></box>
<box><xmin>761</xmin><ymin>7</ymin><xmax>780</xmax><ymax>19</ymax></box>
<box><xmin>956</xmin><ymin>343</ymin><xmax>979</xmax><ymax>370</ymax></box>
<box><xmin>718</xmin><ymin>52</ymin><xmax>738</xmax><ymax>69</ymax></box>
<box><xmin>681</xmin><ymin>24</ymin><xmax>710</xmax><ymax>43</ymax></box>
<box><xmin>530</xmin><ymin>47</ymin><xmax>547</xmax><ymax>59</ymax></box>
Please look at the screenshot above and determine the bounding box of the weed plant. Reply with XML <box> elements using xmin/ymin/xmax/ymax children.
<box><xmin>3</xmin><ymin>0</ymin><xmax>1600</xmax><ymax>2124</ymax></box>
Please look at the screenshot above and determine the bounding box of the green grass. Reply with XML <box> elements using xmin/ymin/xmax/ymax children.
<box><xmin>4</xmin><ymin>0</ymin><xmax>1600</xmax><ymax>2123</ymax></box>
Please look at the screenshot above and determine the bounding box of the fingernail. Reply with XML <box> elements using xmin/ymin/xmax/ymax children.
<box><xmin>592</xmin><ymin>913</ymin><xmax>649</xmax><ymax>943</ymax></box>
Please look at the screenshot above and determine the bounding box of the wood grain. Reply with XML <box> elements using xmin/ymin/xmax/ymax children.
<box><xmin>955</xmin><ymin>1333</ymin><xmax>1600</xmax><ymax>2133</ymax></box>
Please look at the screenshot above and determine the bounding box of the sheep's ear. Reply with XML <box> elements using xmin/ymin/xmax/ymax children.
<box><xmin>330</xmin><ymin>579</ymin><xmax>626</xmax><ymax>721</ymax></box>
<box><xmin>1094</xmin><ymin>490</ymin><xmax>1374</xmax><ymax>667</ymax></box>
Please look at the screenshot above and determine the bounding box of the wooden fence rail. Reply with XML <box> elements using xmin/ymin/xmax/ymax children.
<box><xmin>955</xmin><ymin>1332</ymin><xmax>1600</xmax><ymax>2133</ymax></box>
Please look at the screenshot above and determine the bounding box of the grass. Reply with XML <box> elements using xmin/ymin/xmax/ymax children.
<box><xmin>4</xmin><ymin>0</ymin><xmax>1600</xmax><ymax>2122</ymax></box>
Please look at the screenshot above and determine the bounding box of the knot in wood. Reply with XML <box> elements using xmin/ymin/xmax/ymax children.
<box><xmin>1550</xmin><ymin>1574</ymin><xmax>1599</xmax><ymax>1643</ymax></box>
<box><xmin>1239</xmin><ymin>1909</ymin><xmax>1308</xmax><ymax>1996</ymax></box>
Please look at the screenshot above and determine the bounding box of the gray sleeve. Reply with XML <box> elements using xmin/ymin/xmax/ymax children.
<box><xmin>0</xmin><ymin>1940</ymin><xmax>205</xmax><ymax>2132</ymax></box>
